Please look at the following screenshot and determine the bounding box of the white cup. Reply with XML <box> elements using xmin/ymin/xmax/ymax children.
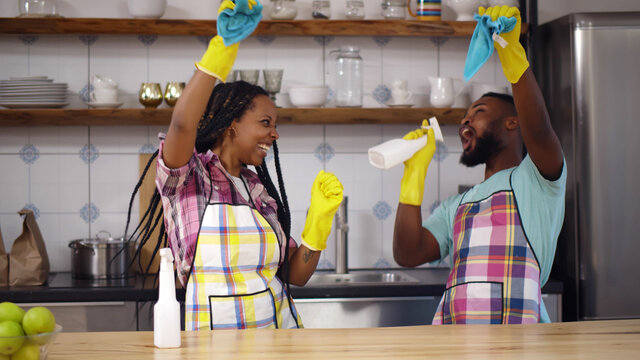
<box><xmin>92</xmin><ymin>75</ymin><xmax>118</xmax><ymax>90</ymax></box>
<box><xmin>392</xmin><ymin>80</ymin><xmax>408</xmax><ymax>91</ymax></box>
<box><xmin>391</xmin><ymin>88</ymin><xmax>413</xmax><ymax>104</ymax></box>
<box><xmin>91</xmin><ymin>88</ymin><xmax>118</xmax><ymax>103</ymax></box>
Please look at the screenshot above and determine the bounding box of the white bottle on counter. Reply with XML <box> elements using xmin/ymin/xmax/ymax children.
<box><xmin>154</xmin><ymin>248</ymin><xmax>181</xmax><ymax>348</ymax></box>
<box><xmin>368</xmin><ymin>117</ymin><xmax>444</xmax><ymax>170</ymax></box>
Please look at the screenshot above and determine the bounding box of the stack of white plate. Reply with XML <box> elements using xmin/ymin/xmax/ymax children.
<box><xmin>0</xmin><ymin>76</ymin><xmax>68</xmax><ymax>109</ymax></box>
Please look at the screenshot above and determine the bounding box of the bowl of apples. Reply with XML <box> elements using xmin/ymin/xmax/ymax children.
<box><xmin>0</xmin><ymin>302</ymin><xmax>61</xmax><ymax>360</ymax></box>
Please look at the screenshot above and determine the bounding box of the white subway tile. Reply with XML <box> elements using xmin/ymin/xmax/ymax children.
<box><xmin>326</xmin><ymin>153</ymin><xmax>382</xmax><ymax>211</ymax></box>
<box><xmin>90</xmin><ymin>126</ymin><xmax>150</xmax><ymax>154</ymax></box>
<box><xmin>0</xmin><ymin>128</ymin><xmax>28</xmax><ymax>153</ymax></box>
<box><xmin>0</xmin><ymin>155</ymin><xmax>28</xmax><ymax>214</ymax></box>
<box><xmin>30</xmin><ymin>154</ymin><xmax>89</xmax><ymax>213</ymax></box>
<box><xmin>89</xmin><ymin>154</ymin><xmax>139</xmax><ymax>213</ymax></box>
<box><xmin>325</xmin><ymin>124</ymin><xmax>381</xmax><ymax>153</ymax></box>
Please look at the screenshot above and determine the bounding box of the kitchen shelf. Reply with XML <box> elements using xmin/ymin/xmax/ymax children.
<box><xmin>0</xmin><ymin>18</ymin><xmax>528</xmax><ymax>37</ymax></box>
<box><xmin>0</xmin><ymin>108</ymin><xmax>466</xmax><ymax>126</ymax></box>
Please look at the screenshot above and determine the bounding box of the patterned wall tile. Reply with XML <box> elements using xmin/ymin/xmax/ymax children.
<box><xmin>79</xmin><ymin>202</ymin><xmax>100</xmax><ymax>223</ymax></box>
<box><xmin>314</xmin><ymin>142</ymin><xmax>335</xmax><ymax>163</ymax></box>
<box><xmin>372</xmin><ymin>84</ymin><xmax>391</xmax><ymax>105</ymax></box>
<box><xmin>19</xmin><ymin>144</ymin><xmax>39</xmax><ymax>164</ymax></box>
<box><xmin>79</xmin><ymin>144</ymin><xmax>99</xmax><ymax>164</ymax></box>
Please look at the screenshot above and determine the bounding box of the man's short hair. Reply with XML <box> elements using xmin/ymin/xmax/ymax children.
<box><xmin>481</xmin><ymin>92</ymin><xmax>516</xmax><ymax>116</ymax></box>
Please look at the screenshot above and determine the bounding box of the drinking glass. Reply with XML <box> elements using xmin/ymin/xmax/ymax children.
<box><xmin>138</xmin><ymin>83</ymin><xmax>163</xmax><ymax>108</ymax></box>
<box><xmin>262</xmin><ymin>69</ymin><xmax>284</xmax><ymax>103</ymax></box>
<box><xmin>164</xmin><ymin>82</ymin><xmax>185</xmax><ymax>107</ymax></box>
<box><xmin>239</xmin><ymin>70</ymin><xmax>260</xmax><ymax>85</ymax></box>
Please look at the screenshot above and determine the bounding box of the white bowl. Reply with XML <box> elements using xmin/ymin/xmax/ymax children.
<box><xmin>127</xmin><ymin>0</ymin><xmax>167</xmax><ymax>19</ymax></box>
<box><xmin>487</xmin><ymin>0</ymin><xmax>519</xmax><ymax>8</ymax></box>
<box><xmin>449</xmin><ymin>0</ymin><xmax>481</xmax><ymax>21</ymax></box>
<box><xmin>288</xmin><ymin>86</ymin><xmax>328</xmax><ymax>108</ymax></box>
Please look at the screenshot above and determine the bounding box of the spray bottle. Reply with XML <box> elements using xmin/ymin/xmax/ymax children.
<box><xmin>368</xmin><ymin>117</ymin><xmax>444</xmax><ymax>170</ymax></box>
<box><xmin>154</xmin><ymin>248</ymin><xmax>181</xmax><ymax>348</ymax></box>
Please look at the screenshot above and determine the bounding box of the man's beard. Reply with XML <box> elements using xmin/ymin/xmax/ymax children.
<box><xmin>459</xmin><ymin>131</ymin><xmax>502</xmax><ymax>167</ymax></box>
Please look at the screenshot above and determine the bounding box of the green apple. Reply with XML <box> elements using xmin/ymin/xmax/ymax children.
<box><xmin>9</xmin><ymin>342</ymin><xmax>39</xmax><ymax>360</ymax></box>
<box><xmin>0</xmin><ymin>304</ymin><xmax>25</xmax><ymax>325</ymax></box>
<box><xmin>0</xmin><ymin>321</ymin><xmax>24</xmax><ymax>355</ymax></box>
<box><xmin>0</xmin><ymin>353</ymin><xmax>9</xmax><ymax>360</ymax></box>
<box><xmin>21</xmin><ymin>308</ymin><xmax>55</xmax><ymax>336</ymax></box>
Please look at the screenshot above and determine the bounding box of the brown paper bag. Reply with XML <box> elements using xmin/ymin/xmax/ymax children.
<box><xmin>0</xmin><ymin>227</ymin><xmax>8</xmax><ymax>286</ymax></box>
<box><xmin>9</xmin><ymin>209</ymin><xmax>50</xmax><ymax>286</ymax></box>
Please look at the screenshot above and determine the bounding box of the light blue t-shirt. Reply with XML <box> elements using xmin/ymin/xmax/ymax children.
<box><xmin>424</xmin><ymin>155</ymin><xmax>567</xmax><ymax>322</ymax></box>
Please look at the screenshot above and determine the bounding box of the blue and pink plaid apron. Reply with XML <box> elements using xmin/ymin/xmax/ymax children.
<box><xmin>432</xmin><ymin>178</ymin><xmax>542</xmax><ymax>324</ymax></box>
<box><xmin>184</xmin><ymin>198</ymin><xmax>300</xmax><ymax>330</ymax></box>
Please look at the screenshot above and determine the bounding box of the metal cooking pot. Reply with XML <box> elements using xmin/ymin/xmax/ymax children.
<box><xmin>69</xmin><ymin>231</ymin><xmax>136</xmax><ymax>279</ymax></box>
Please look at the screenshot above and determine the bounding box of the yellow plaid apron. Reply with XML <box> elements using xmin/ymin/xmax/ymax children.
<box><xmin>185</xmin><ymin>202</ymin><xmax>300</xmax><ymax>330</ymax></box>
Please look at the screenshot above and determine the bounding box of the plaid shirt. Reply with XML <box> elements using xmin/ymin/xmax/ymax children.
<box><xmin>156</xmin><ymin>137</ymin><xmax>296</xmax><ymax>286</ymax></box>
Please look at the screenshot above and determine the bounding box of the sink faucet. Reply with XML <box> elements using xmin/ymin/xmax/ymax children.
<box><xmin>335</xmin><ymin>196</ymin><xmax>349</xmax><ymax>274</ymax></box>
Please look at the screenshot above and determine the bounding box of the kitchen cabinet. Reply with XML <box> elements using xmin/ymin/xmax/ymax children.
<box><xmin>0</xmin><ymin>17</ymin><xmax>530</xmax><ymax>126</ymax></box>
<box><xmin>16</xmin><ymin>301</ymin><xmax>138</xmax><ymax>332</ymax></box>
<box><xmin>293</xmin><ymin>293</ymin><xmax>561</xmax><ymax>328</ymax></box>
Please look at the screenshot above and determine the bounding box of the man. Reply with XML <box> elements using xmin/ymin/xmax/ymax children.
<box><xmin>392</xmin><ymin>6</ymin><xmax>566</xmax><ymax>324</ymax></box>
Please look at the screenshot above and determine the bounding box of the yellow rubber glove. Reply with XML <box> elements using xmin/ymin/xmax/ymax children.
<box><xmin>194</xmin><ymin>0</ymin><xmax>253</xmax><ymax>82</ymax></box>
<box><xmin>301</xmin><ymin>171</ymin><xmax>344</xmax><ymax>251</ymax></box>
<box><xmin>479</xmin><ymin>5</ymin><xmax>529</xmax><ymax>83</ymax></box>
<box><xmin>399</xmin><ymin>120</ymin><xmax>436</xmax><ymax>206</ymax></box>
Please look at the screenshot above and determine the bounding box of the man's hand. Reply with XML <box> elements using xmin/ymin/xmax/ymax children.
<box><xmin>399</xmin><ymin>120</ymin><xmax>436</xmax><ymax>206</ymax></box>
<box><xmin>479</xmin><ymin>5</ymin><xmax>529</xmax><ymax>83</ymax></box>
<box><xmin>301</xmin><ymin>171</ymin><xmax>344</xmax><ymax>251</ymax></box>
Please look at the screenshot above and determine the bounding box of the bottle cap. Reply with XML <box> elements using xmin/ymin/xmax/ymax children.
<box><xmin>159</xmin><ymin>248</ymin><xmax>174</xmax><ymax>263</ymax></box>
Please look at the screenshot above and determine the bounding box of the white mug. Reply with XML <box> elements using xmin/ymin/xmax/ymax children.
<box><xmin>91</xmin><ymin>88</ymin><xmax>118</xmax><ymax>103</ymax></box>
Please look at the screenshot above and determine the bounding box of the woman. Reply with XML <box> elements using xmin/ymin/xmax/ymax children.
<box><xmin>127</xmin><ymin>0</ymin><xmax>343</xmax><ymax>330</ymax></box>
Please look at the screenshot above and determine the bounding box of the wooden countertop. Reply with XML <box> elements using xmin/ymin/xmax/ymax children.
<box><xmin>48</xmin><ymin>319</ymin><xmax>640</xmax><ymax>359</ymax></box>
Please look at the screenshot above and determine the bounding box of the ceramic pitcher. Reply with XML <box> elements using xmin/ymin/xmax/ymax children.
<box><xmin>429</xmin><ymin>76</ymin><xmax>463</xmax><ymax>108</ymax></box>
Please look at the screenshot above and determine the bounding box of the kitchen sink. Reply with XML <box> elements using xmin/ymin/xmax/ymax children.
<box><xmin>304</xmin><ymin>271</ymin><xmax>420</xmax><ymax>286</ymax></box>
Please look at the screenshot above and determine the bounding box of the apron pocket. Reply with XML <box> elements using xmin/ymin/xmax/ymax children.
<box><xmin>442</xmin><ymin>281</ymin><xmax>504</xmax><ymax>324</ymax></box>
<box><xmin>208</xmin><ymin>288</ymin><xmax>278</xmax><ymax>329</ymax></box>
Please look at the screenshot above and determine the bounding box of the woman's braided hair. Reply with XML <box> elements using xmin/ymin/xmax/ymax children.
<box><xmin>125</xmin><ymin>81</ymin><xmax>293</xmax><ymax>292</ymax></box>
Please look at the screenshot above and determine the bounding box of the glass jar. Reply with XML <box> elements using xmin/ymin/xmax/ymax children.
<box><xmin>381</xmin><ymin>0</ymin><xmax>406</xmax><ymax>19</ymax></box>
<box><xmin>345</xmin><ymin>1</ymin><xmax>364</xmax><ymax>20</ymax></box>
<box><xmin>269</xmin><ymin>0</ymin><xmax>297</xmax><ymax>20</ymax></box>
<box><xmin>18</xmin><ymin>0</ymin><xmax>57</xmax><ymax>17</ymax></box>
<box><xmin>312</xmin><ymin>0</ymin><xmax>331</xmax><ymax>19</ymax></box>
<box><xmin>332</xmin><ymin>45</ymin><xmax>363</xmax><ymax>108</ymax></box>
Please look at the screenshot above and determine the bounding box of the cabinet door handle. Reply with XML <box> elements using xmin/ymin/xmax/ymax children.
<box><xmin>294</xmin><ymin>296</ymin><xmax>436</xmax><ymax>303</ymax></box>
<box><xmin>17</xmin><ymin>301</ymin><xmax>126</xmax><ymax>307</ymax></box>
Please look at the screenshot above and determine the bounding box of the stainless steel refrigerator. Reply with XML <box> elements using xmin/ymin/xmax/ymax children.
<box><xmin>539</xmin><ymin>12</ymin><xmax>640</xmax><ymax>321</ymax></box>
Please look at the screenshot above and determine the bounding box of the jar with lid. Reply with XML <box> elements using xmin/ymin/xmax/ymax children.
<box><xmin>346</xmin><ymin>1</ymin><xmax>364</xmax><ymax>20</ymax></box>
<box><xmin>312</xmin><ymin>0</ymin><xmax>331</xmax><ymax>19</ymax></box>
<box><xmin>381</xmin><ymin>0</ymin><xmax>406</xmax><ymax>19</ymax></box>
<box><xmin>331</xmin><ymin>46</ymin><xmax>363</xmax><ymax>108</ymax></box>
<box><xmin>269</xmin><ymin>0</ymin><xmax>297</xmax><ymax>20</ymax></box>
